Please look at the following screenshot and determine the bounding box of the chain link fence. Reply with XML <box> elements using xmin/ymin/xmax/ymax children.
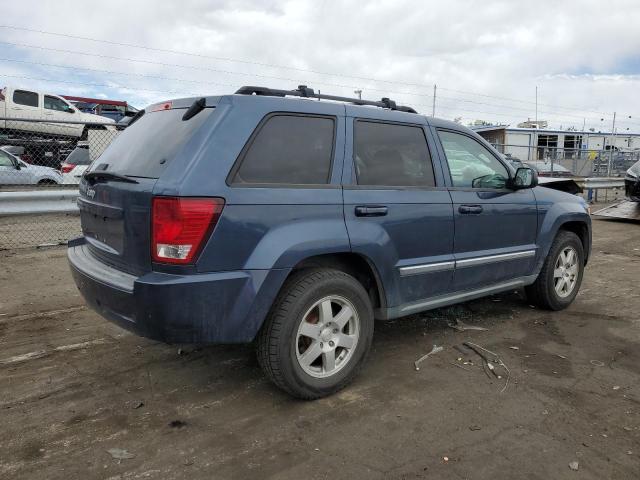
<box><xmin>0</xmin><ymin>117</ymin><xmax>120</xmax><ymax>250</ymax></box>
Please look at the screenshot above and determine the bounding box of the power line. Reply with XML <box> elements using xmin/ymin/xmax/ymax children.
<box><xmin>0</xmin><ymin>24</ymin><xmax>626</xmax><ymax>118</ymax></box>
<box><xmin>0</xmin><ymin>49</ymin><xmax>618</xmax><ymax>126</ymax></box>
<box><xmin>0</xmin><ymin>41</ymin><xmax>435</xmax><ymax>100</ymax></box>
<box><xmin>0</xmin><ymin>73</ymin><xmax>198</xmax><ymax>96</ymax></box>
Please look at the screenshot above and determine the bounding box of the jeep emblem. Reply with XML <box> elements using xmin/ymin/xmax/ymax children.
<box><xmin>86</xmin><ymin>188</ymin><xmax>96</xmax><ymax>199</ymax></box>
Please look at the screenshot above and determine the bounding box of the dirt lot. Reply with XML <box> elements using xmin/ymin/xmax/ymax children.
<box><xmin>1</xmin><ymin>218</ymin><xmax>639</xmax><ymax>479</ymax></box>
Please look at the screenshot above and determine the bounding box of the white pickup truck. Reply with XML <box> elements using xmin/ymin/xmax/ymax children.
<box><xmin>0</xmin><ymin>86</ymin><xmax>116</xmax><ymax>138</ymax></box>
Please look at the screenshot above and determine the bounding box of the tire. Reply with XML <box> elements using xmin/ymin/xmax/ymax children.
<box><xmin>526</xmin><ymin>230</ymin><xmax>585</xmax><ymax>310</ymax></box>
<box><xmin>38</xmin><ymin>179</ymin><xmax>57</xmax><ymax>186</ymax></box>
<box><xmin>256</xmin><ymin>268</ymin><xmax>374</xmax><ymax>399</ymax></box>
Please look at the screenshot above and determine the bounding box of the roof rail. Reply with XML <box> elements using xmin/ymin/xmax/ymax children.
<box><xmin>235</xmin><ymin>85</ymin><xmax>418</xmax><ymax>114</ymax></box>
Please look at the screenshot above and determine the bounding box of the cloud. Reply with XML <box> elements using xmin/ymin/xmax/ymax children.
<box><xmin>0</xmin><ymin>0</ymin><xmax>639</xmax><ymax>131</ymax></box>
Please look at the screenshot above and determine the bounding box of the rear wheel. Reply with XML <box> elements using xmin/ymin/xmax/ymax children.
<box><xmin>256</xmin><ymin>268</ymin><xmax>374</xmax><ymax>399</ymax></box>
<box><xmin>526</xmin><ymin>230</ymin><xmax>584</xmax><ymax>310</ymax></box>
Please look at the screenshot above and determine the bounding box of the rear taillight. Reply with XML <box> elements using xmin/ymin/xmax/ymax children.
<box><xmin>151</xmin><ymin>197</ymin><xmax>224</xmax><ymax>264</ymax></box>
<box><xmin>60</xmin><ymin>162</ymin><xmax>74</xmax><ymax>173</ymax></box>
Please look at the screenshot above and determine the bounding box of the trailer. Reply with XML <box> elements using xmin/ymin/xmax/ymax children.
<box><xmin>592</xmin><ymin>200</ymin><xmax>640</xmax><ymax>221</ymax></box>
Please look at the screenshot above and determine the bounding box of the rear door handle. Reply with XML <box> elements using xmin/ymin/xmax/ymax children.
<box><xmin>458</xmin><ymin>205</ymin><xmax>483</xmax><ymax>214</ymax></box>
<box><xmin>355</xmin><ymin>205</ymin><xmax>388</xmax><ymax>217</ymax></box>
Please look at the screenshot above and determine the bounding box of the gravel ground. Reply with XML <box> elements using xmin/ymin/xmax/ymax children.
<box><xmin>0</xmin><ymin>218</ymin><xmax>639</xmax><ymax>479</ymax></box>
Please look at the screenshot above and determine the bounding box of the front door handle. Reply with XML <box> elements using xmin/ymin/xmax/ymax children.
<box><xmin>458</xmin><ymin>204</ymin><xmax>483</xmax><ymax>214</ymax></box>
<box><xmin>355</xmin><ymin>205</ymin><xmax>388</xmax><ymax>217</ymax></box>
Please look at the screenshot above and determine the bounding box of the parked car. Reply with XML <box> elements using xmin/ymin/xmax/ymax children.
<box><xmin>0</xmin><ymin>86</ymin><xmax>116</xmax><ymax>139</ymax></box>
<box><xmin>625</xmin><ymin>159</ymin><xmax>640</xmax><ymax>201</ymax></box>
<box><xmin>0</xmin><ymin>147</ymin><xmax>62</xmax><ymax>184</ymax></box>
<box><xmin>525</xmin><ymin>160</ymin><xmax>574</xmax><ymax>178</ymax></box>
<box><xmin>60</xmin><ymin>143</ymin><xmax>91</xmax><ymax>184</ymax></box>
<box><xmin>63</xmin><ymin>95</ymin><xmax>139</xmax><ymax>123</ymax></box>
<box><xmin>68</xmin><ymin>86</ymin><xmax>592</xmax><ymax>399</ymax></box>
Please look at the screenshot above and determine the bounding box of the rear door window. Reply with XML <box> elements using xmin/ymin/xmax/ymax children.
<box><xmin>90</xmin><ymin>108</ymin><xmax>215</xmax><ymax>178</ymax></box>
<box><xmin>231</xmin><ymin>114</ymin><xmax>335</xmax><ymax>185</ymax></box>
<box><xmin>354</xmin><ymin>121</ymin><xmax>435</xmax><ymax>187</ymax></box>
<box><xmin>13</xmin><ymin>90</ymin><xmax>38</xmax><ymax>107</ymax></box>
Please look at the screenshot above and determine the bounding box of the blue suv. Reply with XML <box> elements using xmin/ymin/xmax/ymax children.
<box><xmin>68</xmin><ymin>86</ymin><xmax>591</xmax><ymax>399</ymax></box>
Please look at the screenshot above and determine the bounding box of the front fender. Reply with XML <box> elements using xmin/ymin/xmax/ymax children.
<box><xmin>534</xmin><ymin>189</ymin><xmax>591</xmax><ymax>272</ymax></box>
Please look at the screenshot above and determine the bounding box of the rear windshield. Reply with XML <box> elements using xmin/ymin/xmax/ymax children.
<box><xmin>66</xmin><ymin>146</ymin><xmax>91</xmax><ymax>165</ymax></box>
<box><xmin>91</xmin><ymin>107</ymin><xmax>215</xmax><ymax>178</ymax></box>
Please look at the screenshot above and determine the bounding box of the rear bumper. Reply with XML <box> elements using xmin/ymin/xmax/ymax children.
<box><xmin>68</xmin><ymin>238</ymin><xmax>289</xmax><ymax>344</ymax></box>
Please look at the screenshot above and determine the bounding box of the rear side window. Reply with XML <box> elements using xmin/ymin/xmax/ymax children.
<box><xmin>231</xmin><ymin>115</ymin><xmax>335</xmax><ymax>185</ymax></box>
<box><xmin>13</xmin><ymin>90</ymin><xmax>38</xmax><ymax>107</ymax></box>
<box><xmin>66</xmin><ymin>147</ymin><xmax>91</xmax><ymax>165</ymax></box>
<box><xmin>90</xmin><ymin>108</ymin><xmax>215</xmax><ymax>178</ymax></box>
<box><xmin>354</xmin><ymin>121</ymin><xmax>435</xmax><ymax>187</ymax></box>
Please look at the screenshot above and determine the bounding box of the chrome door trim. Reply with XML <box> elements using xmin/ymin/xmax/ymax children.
<box><xmin>398</xmin><ymin>249</ymin><xmax>535</xmax><ymax>276</ymax></box>
<box><xmin>455</xmin><ymin>249</ymin><xmax>536</xmax><ymax>269</ymax></box>
<box><xmin>399</xmin><ymin>260</ymin><xmax>455</xmax><ymax>277</ymax></box>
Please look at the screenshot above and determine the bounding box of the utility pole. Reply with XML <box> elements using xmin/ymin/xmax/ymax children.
<box><xmin>607</xmin><ymin>111</ymin><xmax>617</xmax><ymax>176</ymax></box>
<box><xmin>432</xmin><ymin>84</ymin><xmax>436</xmax><ymax>117</ymax></box>
<box><xmin>354</xmin><ymin>89</ymin><xmax>362</xmax><ymax>100</ymax></box>
<box><xmin>535</xmin><ymin>86</ymin><xmax>538</xmax><ymax>123</ymax></box>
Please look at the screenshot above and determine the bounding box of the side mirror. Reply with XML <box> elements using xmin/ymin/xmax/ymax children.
<box><xmin>66</xmin><ymin>106</ymin><xmax>75</xmax><ymax>113</ymax></box>
<box><xmin>15</xmin><ymin>162</ymin><xmax>21</xmax><ymax>170</ymax></box>
<box><xmin>511</xmin><ymin>167</ymin><xmax>538</xmax><ymax>189</ymax></box>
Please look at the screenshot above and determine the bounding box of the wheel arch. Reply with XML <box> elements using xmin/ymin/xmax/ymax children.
<box><xmin>290</xmin><ymin>252</ymin><xmax>387</xmax><ymax>311</ymax></box>
<box><xmin>558</xmin><ymin>220</ymin><xmax>591</xmax><ymax>264</ymax></box>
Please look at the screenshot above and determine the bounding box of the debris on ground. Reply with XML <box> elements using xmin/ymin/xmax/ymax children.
<box><xmin>107</xmin><ymin>448</ymin><xmax>136</xmax><ymax>461</ymax></box>
<box><xmin>169</xmin><ymin>420</ymin><xmax>187</xmax><ymax>428</ymax></box>
<box><xmin>463</xmin><ymin>342</ymin><xmax>511</xmax><ymax>393</ymax></box>
<box><xmin>469</xmin><ymin>425</ymin><xmax>481</xmax><ymax>431</ymax></box>
<box><xmin>447</xmin><ymin>319</ymin><xmax>489</xmax><ymax>332</ymax></box>
<box><xmin>414</xmin><ymin>345</ymin><xmax>444</xmax><ymax>371</ymax></box>
<box><xmin>590</xmin><ymin>360</ymin><xmax>605</xmax><ymax>367</ymax></box>
<box><xmin>509</xmin><ymin>346</ymin><xmax>520</xmax><ymax>350</ymax></box>
<box><xmin>133</xmin><ymin>401</ymin><xmax>144</xmax><ymax>409</ymax></box>
<box><xmin>569</xmin><ymin>460</ymin><xmax>579</xmax><ymax>471</ymax></box>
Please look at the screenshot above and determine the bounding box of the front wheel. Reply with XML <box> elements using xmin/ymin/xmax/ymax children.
<box><xmin>526</xmin><ymin>230</ymin><xmax>585</xmax><ymax>310</ymax></box>
<box><xmin>256</xmin><ymin>268</ymin><xmax>374</xmax><ymax>399</ymax></box>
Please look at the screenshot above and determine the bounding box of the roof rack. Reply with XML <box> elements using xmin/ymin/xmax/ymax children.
<box><xmin>235</xmin><ymin>85</ymin><xmax>418</xmax><ymax>114</ymax></box>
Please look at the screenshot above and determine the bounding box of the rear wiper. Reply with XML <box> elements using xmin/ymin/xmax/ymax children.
<box><xmin>182</xmin><ymin>97</ymin><xmax>206</xmax><ymax>121</ymax></box>
<box><xmin>84</xmin><ymin>171</ymin><xmax>139</xmax><ymax>184</ymax></box>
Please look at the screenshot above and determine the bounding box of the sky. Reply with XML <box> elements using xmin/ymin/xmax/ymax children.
<box><xmin>1</xmin><ymin>0</ymin><xmax>640</xmax><ymax>132</ymax></box>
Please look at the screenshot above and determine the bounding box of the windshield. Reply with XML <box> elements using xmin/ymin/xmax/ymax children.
<box><xmin>88</xmin><ymin>107</ymin><xmax>215</xmax><ymax>178</ymax></box>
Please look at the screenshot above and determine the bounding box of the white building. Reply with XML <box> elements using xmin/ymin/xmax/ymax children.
<box><xmin>472</xmin><ymin>125</ymin><xmax>640</xmax><ymax>161</ymax></box>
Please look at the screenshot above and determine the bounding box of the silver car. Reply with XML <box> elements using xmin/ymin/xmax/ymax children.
<box><xmin>0</xmin><ymin>147</ymin><xmax>63</xmax><ymax>185</ymax></box>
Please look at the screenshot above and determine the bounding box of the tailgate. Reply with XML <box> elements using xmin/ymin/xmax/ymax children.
<box><xmin>79</xmin><ymin>178</ymin><xmax>156</xmax><ymax>275</ymax></box>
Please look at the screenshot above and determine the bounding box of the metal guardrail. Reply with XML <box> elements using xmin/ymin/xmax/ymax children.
<box><xmin>0</xmin><ymin>189</ymin><xmax>79</xmax><ymax>215</ymax></box>
<box><xmin>575</xmin><ymin>177</ymin><xmax>625</xmax><ymax>189</ymax></box>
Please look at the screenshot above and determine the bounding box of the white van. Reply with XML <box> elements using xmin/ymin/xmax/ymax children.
<box><xmin>0</xmin><ymin>86</ymin><xmax>116</xmax><ymax>138</ymax></box>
